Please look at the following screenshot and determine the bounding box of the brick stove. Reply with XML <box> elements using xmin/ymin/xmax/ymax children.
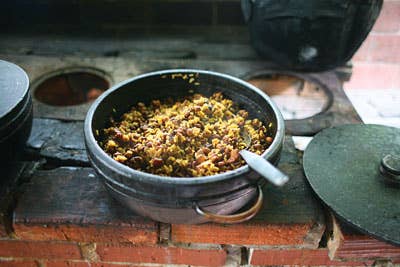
<box><xmin>0</xmin><ymin>32</ymin><xmax>399</xmax><ymax>267</ymax></box>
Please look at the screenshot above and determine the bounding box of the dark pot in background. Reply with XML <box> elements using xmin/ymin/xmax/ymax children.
<box><xmin>241</xmin><ymin>0</ymin><xmax>383</xmax><ymax>71</ymax></box>
<box><xmin>84</xmin><ymin>69</ymin><xmax>285</xmax><ymax>224</ymax></box>
<box><xmin>0</xmin><ymin>60</ymin><xmax>33</xmax><ymax>162</ymax></box>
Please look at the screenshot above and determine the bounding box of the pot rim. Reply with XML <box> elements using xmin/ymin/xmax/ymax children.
<box><xmin>84</xmin><ymin>69</ymin><xmax>285</xmax><ymax>185</ymax></box>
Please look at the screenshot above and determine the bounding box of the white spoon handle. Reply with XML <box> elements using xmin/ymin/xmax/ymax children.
<box><xmin>240</xmin><ymin>150</ymin><xmax>289</xmax><ymax>187</ymax></box>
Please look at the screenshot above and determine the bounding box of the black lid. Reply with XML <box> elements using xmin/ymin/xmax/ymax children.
<box><xmin>303</xmin><ymin>124</ymin><xmax>400</xmax><ymax>245</ymax></box>
<box><xmin>0</xmin><ymin>60</ymin><xmax>30</xmax><ymax>128</ymax></box>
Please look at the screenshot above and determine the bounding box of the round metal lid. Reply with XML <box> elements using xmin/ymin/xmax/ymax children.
<box><xmin>0</xmin><ymin>60</ymin><xmax>30</xmax><ymax>126</ymax></box>
<box><xmin>303</xmin><ymin>124</ymin><xmax>400</xmax><ymax>245</ymax></box>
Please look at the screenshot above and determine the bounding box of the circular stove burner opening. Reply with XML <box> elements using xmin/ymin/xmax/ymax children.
<box><xmin>247</xmin><ymin>74</ymin><xmax>329</xmax><ymax>120</ymax></box>
<box><xmin>33</xmin><ymin>69</ymin><xmax>109</xmax><ymax>106</ymax></box>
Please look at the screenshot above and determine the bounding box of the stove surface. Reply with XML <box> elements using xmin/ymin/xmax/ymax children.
<box><xmin>1</xmin><ymin>33</ymin><xmax>394</xmax><ymax>266</ymax></box>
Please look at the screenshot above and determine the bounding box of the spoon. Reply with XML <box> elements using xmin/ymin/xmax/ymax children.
<box><xmin>240</xmin><ymin>130</ymin><xmax>289</xmax><ymax>187</ymax></box>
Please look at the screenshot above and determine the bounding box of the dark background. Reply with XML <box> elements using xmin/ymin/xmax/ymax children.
<box><xmin>1</xmin><ymin>0</ymin><xmax>245</xmax><ymax>35</ymax></box>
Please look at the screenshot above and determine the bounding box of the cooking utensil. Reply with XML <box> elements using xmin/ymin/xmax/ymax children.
<box><xmin>241</xmin><ymin>0</ymin><xmax>382</xmax><ymax>71</ymax></box>
<box><xmin>303</xmin><ymin>124</ymin><xmax>400</xmax><ymax>245</ymax></box>
<box><xmin>84</xmin><ymin>69</ymin><xmax>285</xmax><ymax>224</ymax></box>
<box><xmin>0</xmin><ymin>60</ymin><xmax>32</xmax><ymax>162</ymax></box>
<box><xmin>240</xmin><ymin>129</ymin><xmax>289</xmax><ymax>186</ymax></box>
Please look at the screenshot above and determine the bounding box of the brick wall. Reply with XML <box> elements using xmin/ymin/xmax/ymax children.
<box><xmin>346</xmin><ymin>0</ymin><xmax>400</xmax><ymax>90</ymax></box>
<box><xmin>1</xmin><ymin>155</ymin><xmax>398</xmax><ymax>266</ymax></box>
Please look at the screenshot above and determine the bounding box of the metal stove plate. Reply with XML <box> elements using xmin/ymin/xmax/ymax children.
<box><xmin>303</xmin><ymin>124</ymin><xmax>400</xmax><ymax>245</ymax></box>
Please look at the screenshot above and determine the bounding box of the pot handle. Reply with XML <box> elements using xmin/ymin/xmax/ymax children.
<box><xmin>194</xmin><ymin>185</ymin><xmax>263</xmax><ymax>224</ymax></box>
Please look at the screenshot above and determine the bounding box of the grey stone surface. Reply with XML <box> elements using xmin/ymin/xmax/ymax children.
<box><xmin>345</xmin><ymin>89</ymin><xmax>400</xmax><ymax>128</ymax></box>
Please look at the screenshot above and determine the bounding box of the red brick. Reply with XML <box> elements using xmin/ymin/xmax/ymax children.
<box><xmin>14</xmin><ymin>223</ymin><xmax>157</xmax><ymax>244</ymax></box>
<box><xmin>0</xmin><ymin>260</ymin><xmax>38</xmax><ymax>267</ymax></box>
<box><xmin>372</xmin><ymin>1</ymin><xmax>400</xmax><ymax>33</ymax></box>
<box><xmin>352</xmin><ymin>35</ymin><xmax>372</xmax><ymax>62</ymax></box>
<box><xmin>171</xmin><ymin>222</ymin><xmax>322</xmax><ymax>247</ymax></box>
<box><xmin>42</xmin><ymin>261</ymin><xmax>90</xmax><ymax>267</ymax></box>
<box><xmin>0</xmin><ymin>240</ymin><xmax>82</xmax><ymax>260</ymax></box>
<box><xmin>250</xmin><ymin>248</ymin><xmax>374</xmax><ymax>266</ymax></box>
<box><xmin>369</xmin><ymin>35</ymin><xmax>400</xmax><ymax>63</ymax></box>
<box><xmin>96</xmin><ymin>244</ymin><xmax>227</xmax><ymax>267</ymax></box>
<box><xmin>344</xmin><ymin>62</ymin><xmax>400</xmax><ymax>90</ymax></box>
<box><xmin>328</xmin><ymin>215</ymin><xmax>400</xmax><ymax>262</ymax></box>
<box><xmin>353</xmin><ymin>33</ymin><xmax>400</xmax><ymax>64</ymax></box>
<box><xmin>335</xmin><ymin>234</ymin><xmax>400</xmax><ymax>261</ymax></box>
<box><xmin>91</xmin><ymin>263</ymin><xmax>141</xmax><ymax>267</ymax></box>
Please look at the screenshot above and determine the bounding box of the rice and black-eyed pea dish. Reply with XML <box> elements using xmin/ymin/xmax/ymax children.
<box><xmin>101</xmin><ymin>92</ymin><xmax>274</xmax><ymax>177</ymax></box>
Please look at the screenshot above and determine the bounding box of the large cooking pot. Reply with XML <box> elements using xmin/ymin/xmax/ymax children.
<box><xmin>241</xmin><ymin>0</ymin><xmax>382</xmax><ymax>71</ymax></box>
<box><xmin>0</xmin><ymin>60</ymin><xmax>33</xmax><ymax>162</ymax></box>
<box><xmin>84</xmin><ymin>69</ymin><xmax>285</xmax><ymax>224</ymax></box>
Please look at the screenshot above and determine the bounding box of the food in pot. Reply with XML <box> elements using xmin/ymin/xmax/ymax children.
<box><xmin>101</xmin><ymin>92</ymin><xmax>274</xmax><ymax>177</ymax></box>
